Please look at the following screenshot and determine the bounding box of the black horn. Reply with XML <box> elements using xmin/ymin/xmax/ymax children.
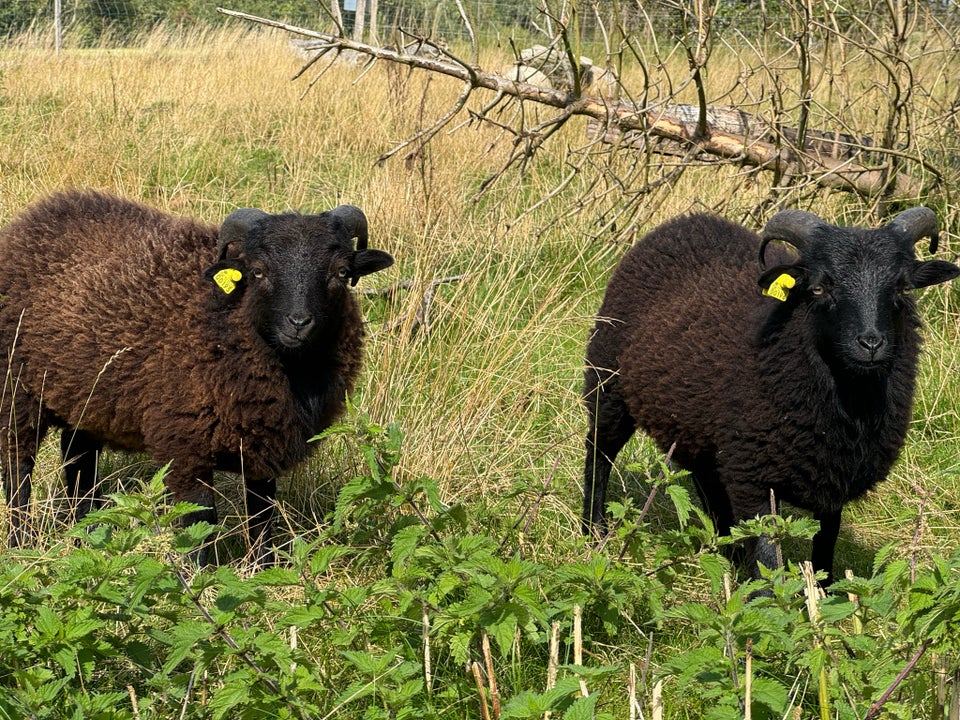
<box><xmin>218</xmin><ymin>208</ymin><xmax>268</xmax><ymax>260</ymax></box>
<box><xmin>328</xmin><ymin>205</ymin><xmax>369</xmax><ymax>251</ymax></box>
<box><xmin>759</xmin><ymin>209</ymin><xmax>826</xmax><ymax>269</ymax></box>
<box><xmin>886</xmin><ymin>206</ymin><xmax>939</xmax><ymax>254</ymax></box>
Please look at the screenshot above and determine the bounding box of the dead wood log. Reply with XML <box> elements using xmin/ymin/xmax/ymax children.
<box><xmin>585</xmin><ymin>100</ymin><xmax>920</xmax><ymax>198</ymax></box>
<box><xmin>589</xmin><ymin>103</ymin><xmax>874</xmax><ymax>161</ymax></box>
<box><xmin>219</xmin><ymin>7</ymin><xmax>923</xmax><ymax>200</ymax></box>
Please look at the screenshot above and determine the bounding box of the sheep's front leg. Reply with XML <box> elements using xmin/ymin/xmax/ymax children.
<box><xmin>728</xmin><ymin>486</ymin><xmax>782</xmax><ymax>583</ymax></box>
<box><xmin>166</xmin><ymin>471</ymin><xmax>218</xmax><ymax>565</ymax></box>
<box><xmin>61</xmin><ymin>429</ymin><xmax>103</xmax><ymax>522</ymax></box>
<box><xmin>811</xmin><ymin>508</ymin><xmax>841</xmax><ymax>586</ymax></box>
<box><xmin>245</xmin><ymin>477</ymin><xmax>277</xmax><ymax>567</ymax></box>
<box><xmin>582</xmin><ymin>365</ymin><xmax>634</xmax><ymax>536</ymax></box>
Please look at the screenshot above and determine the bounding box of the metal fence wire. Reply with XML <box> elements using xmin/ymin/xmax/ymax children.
<box><xmin>3</xmin><ymin>1</ymin><xmax>959</xmax><ymax>52</ymax></box>
<box><xmin>2</xmin><ymin>0</ymin><xmax>777</xmax><ymax>47</ymax></box>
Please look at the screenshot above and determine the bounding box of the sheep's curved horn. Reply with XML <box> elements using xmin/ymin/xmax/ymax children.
<box><xmin>886</xmin><ymin>206</ymin><xmax>939</xmax><ymax>254</ymax></box>
<box><xmin>328</xmin><ymin>205</ymin><xmax>369</xmax><ymax>251</ymax></box>
<box><xmin>758</xmin><ymin>209</ymin><xmax>826</xmax><ymax>269</ymax></box>
<box><xmin>218</xmin><ymin>208</ymin><xmax>268</xmax><ymax>260</ymax></box>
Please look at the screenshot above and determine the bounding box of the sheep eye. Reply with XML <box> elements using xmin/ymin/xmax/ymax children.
<box><xmin>811</xmin><ymin>284</ymin><xmax>826</xmax><ymax>296</ymax></box>
<box><xmin>251</xmin><ymin>269</ymin><xmax>264</xmax><ymax>280</ymax></box>
<box><xmin>337</xmin><ymin>268</ymin><xmax>348</xmax><ymax>279</ymax></box>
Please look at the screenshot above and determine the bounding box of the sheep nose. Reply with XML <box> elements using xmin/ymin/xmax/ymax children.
<box><xmin>286</xmin><ymin>314</ymin><xmax>314</xmax><ymax>331</ymax></box>
<box><xmin>856</xmin><ymin>331</ymin><xmax>885</xmax><ymax>356</ymax></box>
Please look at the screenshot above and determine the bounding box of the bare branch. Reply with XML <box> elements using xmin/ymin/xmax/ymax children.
<box><xmin>218</xmin><ymin>3</ymin><xmax>946</xmax><ymax>204</ymax></box>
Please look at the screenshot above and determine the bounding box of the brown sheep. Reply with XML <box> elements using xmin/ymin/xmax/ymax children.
<box><xmin>0</xmin><ymin>190</ymin><xmax>394</xmax><ymax>562</ymax></box>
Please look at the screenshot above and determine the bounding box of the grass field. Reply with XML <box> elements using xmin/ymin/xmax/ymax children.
<box><xmin>2</xmin><ymin>19</ymin><xmax>960</xmax><ymax>718</ymax></box>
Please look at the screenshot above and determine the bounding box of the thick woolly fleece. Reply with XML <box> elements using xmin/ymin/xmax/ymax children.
<box><xmin>584</xmin><ymin>212</ymin><xmax>929</xmax><ymax>579</ymax></box>
<box><xmin>0</xmin><ymin>190</ymin><xmax>366</xmax><ymax>525</ymax></box>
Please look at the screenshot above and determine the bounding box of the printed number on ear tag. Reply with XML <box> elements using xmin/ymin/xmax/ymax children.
<box><xmin>762</xmin><ymin>273</ymin><xmax>796</xmax><ymax>302</ymax></box>
<box><xmin>213</xmin><ymin>268</ymin><xmax>243</xmax><ymax>294</ymax></box>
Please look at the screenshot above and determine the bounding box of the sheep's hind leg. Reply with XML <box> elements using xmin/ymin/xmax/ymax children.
<box><xmin>2</xmin><ymin>418</ymin><xmax>44</xmax><ymax>546</ymax></box>
<box><xmin>245</xmin><ymin>477</ymin><xmax>277</xmax><ymax>567</ymax></box>
<box><xmin>582</xmin><ymin>365</ymin><xmax>634</xmax><ymax>536</ymax></box>
<box><xmin>688</xmin><ymin>464</ymin><xmax>734</xmax><ymax>536</ymax></box>
<box><xmin>3</xmin><ymin>453</ymin><xmax>36</xmax><ymax>547</ymax></box>
<box><xmin>61</xmin><ymin>429</ymin><xmax>103</xmax><ymax>522</ymax></box>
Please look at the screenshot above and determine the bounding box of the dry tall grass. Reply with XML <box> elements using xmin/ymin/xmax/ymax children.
<box><xmin>0</xmin><ymin>23</ymin><xmax>958</xmax><ymax>576</ymax></box>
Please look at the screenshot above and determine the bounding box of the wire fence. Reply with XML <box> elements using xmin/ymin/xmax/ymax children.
<box><xmin>3</xmin><ymin>0</ymin><xmax>959</xmax><ymax>49</ymax></box>
<box><xmin>2</xmin><ymin>0</ymin><xmax>743</xmax><ymax>48</ymax></box>
<box><xmin>4</xmin><ymin>0</ymin><xmax>554</xmax><ymax>44</ymax></box>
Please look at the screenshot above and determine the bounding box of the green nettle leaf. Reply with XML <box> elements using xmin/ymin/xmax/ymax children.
<box><xmin>665</xmin><ymin>602</ymin><xmax>721</xmax><ymax>627</ymax></box>
<box><xmin>448</xmin><ymin>587</ymin><xmax>495</xmax><ymax>618</ymax></box>
<box><xmin>499</xmin><ymin>678</ymin><xmax>582</xmax><ymax>718</ymax></box>
<box><xmin>172</xmin><ymin>521</ymin><xmax>217</xmax><ymax>551</ymax></box>
<box><xmin>562</xmin><ymin>693</ymin><xmax>597</xmax><ymax>720</ymax></box>
<box><xmin>14</xmin><ymin>669</ymin><xmax>71</xmax><ymax>703</ymax></box>
<box><xmin>487</xmin><ymin>615</ymin><xmax>519</xmax><ymax>656</ymax></box>
<box><xmin>665</xmin><ymin>484</ymin><xmax>694</xmax><ymax>527</ymax></box>
<box><xmin>819</xmin><ymin>595</ymin><xmax>857</xmax><ymax>623</ymax></box>
<box><xmin>803</xmin><ymin>646</ymin><xmax>830</xmax><ymax>677</ymax></box>
<box><xmin>332</xmin><ymin>678</ymin><xmax>378</xmax><ymax>709</ymax></box>
<box><xmin>699</xmin><ymin>553</ymin><xmax>728</xmax><ymax>593</ymax></box>
<box><xmin>52</xmin><ymin>646</ymin><xmax>78</xmax><ymax>679</ymax></box>
<box><xmin>308</xmin><ymin>544</ymin><xmax>355</xmax><ymax>574</ymax></box>
<box><xmin>662</xmin><ymin>645</ymin><xmax>728</xmax><ymax>685</ymax></box>
<box><xmin>429</xmin><ymin>571</ymin><xmax>463</xmax><ymax>603</ymax></box>
<box><xmin>341</xmin><ymin>648</ymin><xmax>399</xmax><ymax>675</ymax></box>
<box><xmin>208</xmin><ymin>670</ymin><xmax>253</xmax><ymax>719</ymax></box>
<box><xmin>161</xmin><ymin>620</ymin><xmax>216</xmax><ymax>673</ymax></box>
<box><xmin>339</xmin><ymin>585</ymin><xmax>370</xmax><ymax>608</ymax></box>
<box><xmin>250</xmin><ymin>567</ymin><xmax>300</xmax><ymax>587</ymax></box>
<box><xmin>391</xmin><ymin>524</ymin><xmax>427</xmax><ymax>574</ymax></box>
<box><xmin>34</xmin><ymin>606</ymin><xmax>63</xmax><ymax>639</ymax></box>
<box><xmin>704</xmin><ymin>701</ymin><xmax>744</xmax><ymax>720</ymax></box>
<box><xmin>361</xmin><ymin>443</ymin><xmax>383</xmax><ymax>482</ymax></box>
<box><xmin>280</xmin><ymin>604</ymin><xmax>328</xmax><ymax>629</ymax></box>
<box><xmin>449</xmin><ymin>632</ymin><xmax>473</xmax><ymax>666</ymax></box>
<box><xmin>749</xmin><ymin>676</ymin><xmax>789</xmax><ymax>714</ymax></box>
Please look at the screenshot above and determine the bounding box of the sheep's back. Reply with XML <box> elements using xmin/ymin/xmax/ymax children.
<box><xmin>0</xmin><ymin>191</ymin><xmax>219</xmax><ymax>443</ymax></box>
<box><xmin>592</xmin><ymin>213</ymin><xmax>770</xmax><ymax>456</ymax></box>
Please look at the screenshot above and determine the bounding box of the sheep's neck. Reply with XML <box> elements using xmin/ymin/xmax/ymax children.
<box><xmin>833</xmin><ymin>372</ymin><xmax>888</xmax><ymax>425</ymax></box>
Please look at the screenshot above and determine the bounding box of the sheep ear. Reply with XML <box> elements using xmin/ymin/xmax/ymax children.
<box><xmin>910</xmin><ymin>259</ymin><xmax>960</xmax><ymax>289</ymax></box>
<box><xmin>757</xmin><ymin>265</ymin><xmax>803</xmax><ymax>302</ymax></box>
<box><xmin>348</xmin><ymin>249</ymin><xmax>394</xmax><ymax>286</ymax></box>
<box><xmin>204</xmin><ymin>260</ymin><xmax>247</xmax><ymax>306</ymax></box>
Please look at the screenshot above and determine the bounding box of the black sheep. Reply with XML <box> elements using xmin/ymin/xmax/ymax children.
<box><xmin>582</xmin><ymin>208</ymin><xmax>958</xmax><ymax>582</ymax></box>
<box><xmin>0</xmin><ymin>190</ymin><xmax>394</xmax><ymax>561</ymax></box>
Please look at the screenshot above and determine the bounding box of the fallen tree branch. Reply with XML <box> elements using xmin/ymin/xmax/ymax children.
<box><xmin>585</xmin><ymin>102</ymin><xmax>925</xmax><ymax>198</ymax></box>
<box><xmin>218</xmin><ymin>7</ymin><xmax>926</xmax><ymax>200</ymax></box>
<box><xmin>362</xmin><ymin>274</ymin><xmax>467</xmax><ymax>337</ymax></box>
<box><xmin>360</xmin><ymin>274</ymin><xmax>466</xmax><ymax>299</ymax></box>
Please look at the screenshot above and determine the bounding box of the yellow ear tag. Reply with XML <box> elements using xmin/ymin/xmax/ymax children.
<box><xmin>762</xmin><ymin>273</ymin><xmax>796</xmax><ymax>302</ymax></box>
<box><xmin>213</xmin><ymin>268</ymin><xmax>243</xmax><ymax>294</ymax></box>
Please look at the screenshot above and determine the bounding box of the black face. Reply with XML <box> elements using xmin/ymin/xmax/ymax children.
<box><xmin>802</xmin><ymin>233</ymin><xmax>910</xmax><ymax>371</ymax></box>
<box><xmin>206</xmin><ymin>211</ymin><xmax>394</xmax><ymax>352</ymax></box>
<box><xmin>759</xmin><ymin>226</ymin><xmax>959</xmax><ymax>375</ymax></box>
<box><xmin>249</xmin><ymin>233</ymin><xmax>347</xmax><ymax>350</ymax></box>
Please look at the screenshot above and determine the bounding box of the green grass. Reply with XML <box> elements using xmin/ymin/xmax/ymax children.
<box><xmin>1</xmin><ymin>18</ymin><xmax>960</xmax><ymax>718</ymax></box>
